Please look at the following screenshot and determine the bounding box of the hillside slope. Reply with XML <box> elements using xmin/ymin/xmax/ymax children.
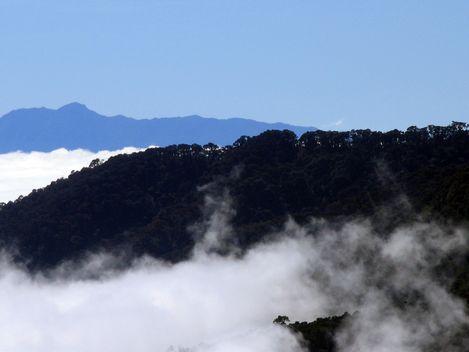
<box><xmin>0</xmin><ymin>123</ymin><xmax>467</xmax><ymax>274</ymax></box>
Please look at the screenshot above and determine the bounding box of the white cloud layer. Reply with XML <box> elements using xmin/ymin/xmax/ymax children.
<box><xmin>0</xmin><ymin>239</ymin><xmax>314</xmax><ymax>352</ymax></box>
<box><xmin>0</xmin><ymin>218</ymin><xmax>467</xmax><ymax>351</ymax></box>
<box><xmin>0</xmin><ymin>148</ymin><xmax>145</xmax><ymax>203</ymax></box>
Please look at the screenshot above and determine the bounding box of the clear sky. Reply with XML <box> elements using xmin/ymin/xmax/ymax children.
<box><xmin>1</xmin><ymin>0</ymin><xmax>468</xmax><ymax>130</ymax></box>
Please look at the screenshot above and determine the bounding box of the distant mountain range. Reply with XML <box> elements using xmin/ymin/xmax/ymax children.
<box><xmin>0</xmin><ymin>103</ymin><xmax>315</xmax><ymax>152</ymax></box>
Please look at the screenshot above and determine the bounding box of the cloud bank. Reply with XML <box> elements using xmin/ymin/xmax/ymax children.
<box><xmin>0</xmin><ymin>235</ymin><xmax>317</xmax><ymax>351</ymax></box>
<box><xmin>0</xmin><ymin>192</ymin><xmax>467</xmax><ymax>351</ymax></box>
<box><xmin>0</xmin><ymin>148</ymin><xmax>145</xmax><ymax>203</ymax></box>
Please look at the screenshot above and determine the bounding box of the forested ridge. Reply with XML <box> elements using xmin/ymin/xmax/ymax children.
<box><xmin>0</xmin><ymin>122</ymin><xmax>468</xmax><ymax>276</ymax></box>
<box><xmin>274</xmin><ymin>313</ymin><xmax>351</xmax><ymax>352</ymax></box>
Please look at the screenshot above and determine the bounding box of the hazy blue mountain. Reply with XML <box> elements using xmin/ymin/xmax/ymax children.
<box><xmin>0</xmin><ymin>103</ymin><xmax>315</xmax><ymax>152</ymax></box>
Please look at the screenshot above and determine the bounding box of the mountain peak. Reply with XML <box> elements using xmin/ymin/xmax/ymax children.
<box><xmin>58</xmin><ymin>102</ymin><xmax>90</xmax><ymax>113</ymax></box>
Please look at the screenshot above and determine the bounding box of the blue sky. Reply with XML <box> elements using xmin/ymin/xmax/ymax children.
<box><xmin>1</xmin><ymin>0</ymin><xmax>468</xmax><ymax>130</ymax></box>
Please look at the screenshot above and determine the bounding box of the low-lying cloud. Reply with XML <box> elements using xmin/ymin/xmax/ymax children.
<box><xmin>0</xmin><ymin>236</ymin><xmax>316</xmax><ymax>351</ymax></box>
<box><xmin>0</xmin><ymin>148</ymin><xmax>145</xmax><ymax>203</ymax></box>
<box><xmin>0</xmin><ymin>208</ymin><xmax>467</xmax><ymax>351</ymax></box>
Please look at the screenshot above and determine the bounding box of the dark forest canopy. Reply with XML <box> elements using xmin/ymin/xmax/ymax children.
<box><xmin>0</xmin><ymin>122</ymin><xmax>468</xmax><ymax>275</ymax></box>
<box><xmin>274</xmin><ymin>313</ymin><xmax>351</xmax><ymax>352</ymax></box>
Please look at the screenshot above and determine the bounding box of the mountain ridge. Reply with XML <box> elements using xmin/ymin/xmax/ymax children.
<box><xmin>0</xmin><ymin>103</ymin><xmax>315</xmax><ymax>152</ymax></box>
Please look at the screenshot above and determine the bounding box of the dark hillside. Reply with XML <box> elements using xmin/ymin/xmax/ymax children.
<box><xmin>0</xmin><ymin>122</ymin><xmax>468</xmax><ymax>273</ymax></box>
<box><xmin>274</xmin><ymin>313</ymin><xmax>351</xmax><ymax>352</ymax></box>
